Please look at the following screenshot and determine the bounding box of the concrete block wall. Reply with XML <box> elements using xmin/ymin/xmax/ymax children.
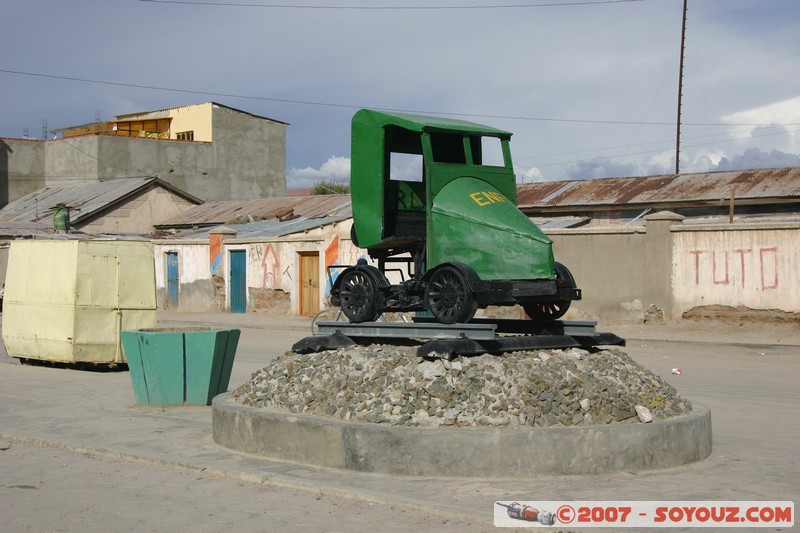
<box><xmin>548</xmin><ymin>213</ymin><xmax>800</xmax><ymax>323</ymax></box>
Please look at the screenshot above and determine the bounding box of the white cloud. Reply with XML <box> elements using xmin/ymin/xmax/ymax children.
<box><xmin>721</xmin><ymin>96</ymin><xmax>800</xmax><ymax>154</ymax></box>
<box><xmin>515</xmin><ymin>165</ymin><xmax>546</xmax><ymax>183</ymax></box>
<box><xmin>287</xmin><ymin>156</ymin><xmax>350</xmax><ymax>189</ymax></box>
<box><xmin>723</xmin><ymin>95</ymin><xmax>800</xmax><ymax>129</ymax></box>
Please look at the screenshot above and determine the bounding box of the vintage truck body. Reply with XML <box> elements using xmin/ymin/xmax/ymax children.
<box><xmin>332</xmin><ymin>109</ymin><xmax>580</xmax><ymax>324</ymax></box>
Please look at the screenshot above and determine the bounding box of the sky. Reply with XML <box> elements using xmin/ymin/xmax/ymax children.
<box><xmin>1</xmin><ymin>0</ymin><xmax>799</xmax><ymax>190</ymax></box>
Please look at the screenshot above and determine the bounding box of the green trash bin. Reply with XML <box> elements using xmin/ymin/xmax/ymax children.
<box><xmin>121</xmin><ymin>328</ymin><xmax>240</xmax><ymax>406</ymax></box>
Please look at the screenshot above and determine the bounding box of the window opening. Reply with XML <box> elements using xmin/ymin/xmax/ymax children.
<box><xmin>470</xmin><ymin>136</ymin><xmax>505</xmax><ymax>167</ymax></box>
<box><xmin>430</xmin><ymin>133</ymin><xmax>466</xmax><ymax>164</ymax></box>
<box><xmin>389</xmin><ymin>152</ymin><xmax>423</xmax><ymax>182</ymax></box>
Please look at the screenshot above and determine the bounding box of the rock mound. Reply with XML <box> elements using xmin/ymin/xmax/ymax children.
<box><xmin>232</xmin><ymin>345</ymin><xmax>691</xmax><ymax>428</ymax></box>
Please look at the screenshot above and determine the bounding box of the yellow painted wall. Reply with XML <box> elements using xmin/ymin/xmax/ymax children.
<box><xmin>166</xmin><ymin>103</ymin><xmax>213</xmax><ymax>142</ymax></box>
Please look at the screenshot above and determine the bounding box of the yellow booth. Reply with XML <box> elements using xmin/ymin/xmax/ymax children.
<box><xmin>2</xmin><ymin>239</ymin><xmax>157</xmax><ymax>365</ymax></box>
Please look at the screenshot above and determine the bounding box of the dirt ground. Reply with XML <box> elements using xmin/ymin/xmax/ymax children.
<box><xmin>608</xmin><ymin>315</ymin><xmax>800</xmax><ymax>347</ymax></box>
<box><xmin>2</xmin><ymin>312</ymin><xmax>798</xmax><ymax>532</ymax></box>
<box><xmin>681</xmin><ymin>304</ymin><xmax>800</xmax><ymax>325</ymax></box>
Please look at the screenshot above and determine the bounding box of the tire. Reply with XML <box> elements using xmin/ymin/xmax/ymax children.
<box><xmin>424</xmin><ymin>266</ymin><xmax>478</xmax><ymax>324</ymax></box>
<box><xmin>523</xmin><ymin>262</ymin><xmax>575</xmax><ymax>323</ymax></box>
<box><xmin>338</xmin><ymin>269</ymin><xmax>381</xmax><ymax>323</ymax></box>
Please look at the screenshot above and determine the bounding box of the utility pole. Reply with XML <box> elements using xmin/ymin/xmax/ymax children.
<box><xmin>675</xmin><ymin>0</ymin><xmax>688</xmax><ymax>175</ymax></box>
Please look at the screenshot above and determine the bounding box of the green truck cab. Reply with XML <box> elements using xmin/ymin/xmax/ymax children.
<box><xmin>331</xmin><ymin>109</ymin><xmax>580</xmax><ymax>324</ymax></box>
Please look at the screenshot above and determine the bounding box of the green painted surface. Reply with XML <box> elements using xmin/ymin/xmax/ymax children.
<box><xmin>120</xmin><ymin>331</ymin><xmax>149</xmax><ymax>405</ymax></box>
<box><xmin>121</xmin><ymin>328</ymin><xmax>240</xmax><ymax>406</ymax></box>
<box><xmin>349</xmin><ymin>109</ymin><xmax>555</xmax><ymax>281</ymax></box>
<box><xmin>429</xmin><ymin>177</ymin><xmax>553</xmax><ymax>279</ymax></box>
<box><xmin>184</xmin><ymin>329</ymin><xmax>240</xmax><ymax>405</ymax></box>
<box><xmin>350</xmin><ymin>109</ymin><xmax>514</xmax><ymax>250</ymax></box>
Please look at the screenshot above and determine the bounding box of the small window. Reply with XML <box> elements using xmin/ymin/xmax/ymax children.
<box><xmin>176</xmin><ymin>131</ymin><xmax>194</xmax><ymax>141</ymax></box>
<box><xmin>474</xmin><ymin>136</ymin><xmax>505</xmax><ymax>167</ymax></box>
<box><xmin>389</xmin><ymin>152</ymin><xmax>423</xmax><ymax>182</ymax></box>
<box><xmin>430</xmin><ymin>133</ymin><xmax>466</xmax><ymax>164</ymax></box>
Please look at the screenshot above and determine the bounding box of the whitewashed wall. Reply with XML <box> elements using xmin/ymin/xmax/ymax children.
<box><xmin>240</xmin><ymin>221</ymin><xmax>369</xmax><ymax>314</ymax></box>
<box><xmin>671</xmin><ymin>224</ymin><xmax>800</xmax><ymax>317</ymax></box>
<box><xmin>153</xmin><ymin>242</ymin><xmax>211</xmax><ymax>289</ymax></box>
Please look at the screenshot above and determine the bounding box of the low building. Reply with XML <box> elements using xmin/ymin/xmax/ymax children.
<box><xmin>152</xmin><ymin>195</ymin><xmax>358</xmax><ymax>316</ymax></box>
<box><xmin>0</xmin><ymin>177</ymin><xmax>202</xmax><ymax>284</ymax></box>
<box><xmin>0</xmin><ymin>177</ymin><xmax>201</xmax><ymax>235</ymax></box>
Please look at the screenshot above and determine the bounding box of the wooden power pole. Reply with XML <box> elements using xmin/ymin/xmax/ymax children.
<box><xmin>675</xmin><ymin>0</ymin><xmax>688</xmax><ymax>175</ymax></box>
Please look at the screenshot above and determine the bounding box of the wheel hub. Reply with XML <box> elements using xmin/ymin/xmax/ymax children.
<box><xmin>349</xmin><ymin>285</ymin><xmax>368</xmax><ymax>306</ymax></box>
<box><xmin>441</xmin><ymin>285</ymin><xmax>458</xmax><ymax>307</ymax></box>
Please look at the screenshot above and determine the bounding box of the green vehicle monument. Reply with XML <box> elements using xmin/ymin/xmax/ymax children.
<box><xmin>330</xmin><ymin>109</ymin><xmax>581</xmax><ymax>324</ymax></box>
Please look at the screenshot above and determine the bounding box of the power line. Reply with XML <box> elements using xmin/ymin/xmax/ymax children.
<box><xmin>3</xmin><ymin>68</ymin><xmax>797</xmax><ymax>128</ymax></box>
<box><xmin>527</xmin><ymin>126</ymin><xmax>800</xmax><ymax>169</ymax></box>
<box><xmin>139</xmin><ymin>0</ymin><xmax>643</xmax><ymax>10</ymax></box>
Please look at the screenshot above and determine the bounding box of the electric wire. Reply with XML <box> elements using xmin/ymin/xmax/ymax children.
<box><xmin>138</xmin><ymin>0</ymin><xmax>643</xmax><ymax>10</ymax></box>
<box><xmin>526</xmin><ymin>126</ymin><xmax>800</xmax><ymax>169</ymax></box>
<box><xmin>2</xmin><ymin>68</ymin><xmax>797</xmax><ymax>129</ymax></box>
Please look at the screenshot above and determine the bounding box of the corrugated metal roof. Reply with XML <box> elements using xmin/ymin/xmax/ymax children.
<box><xmin>168</xmin><ymin>210</ymin><xmax>353</xmax><ymax>241</ymax></box>
<box><xmin>517</xmin><ymin>167</ymin><xmax>800</xmax><ymax>208</ymax></box>
<box><xmin>0</xmin><ymin>177</ymin><xmax>202</xmax><ymax>225</ymax></box>
<box><xmin>156</xmin><ymin>194</ymin><xmax>351</xmax><ymax>228</ymax></box>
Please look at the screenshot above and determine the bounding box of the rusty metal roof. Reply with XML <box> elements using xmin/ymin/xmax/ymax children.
<box><xmin>517</xmin><ymin>167</ymin><xmax>800</xmax><ymax>208</ymax></box>
<box><xmin>156</xmin><ymin>194</ymin><xmax>351</xmax><ymax>229</ymax></box>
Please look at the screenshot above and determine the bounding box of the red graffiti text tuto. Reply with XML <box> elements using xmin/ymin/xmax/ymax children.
<box><xmin>689</xmin><ymin>247</ymin><xmax>778</xmax><ymax>290</ymax></box>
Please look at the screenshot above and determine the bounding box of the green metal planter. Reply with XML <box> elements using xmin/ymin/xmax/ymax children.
<box><xmin>121</xmin><ymin>328</ymin><xmax>240</xmax><ymax>406</ymax></box>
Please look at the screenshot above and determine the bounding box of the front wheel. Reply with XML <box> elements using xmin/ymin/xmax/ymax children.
<box><xmin>523</xmin><ymin>262</ymin><xmax>575</xmax><ymax>323</ymax></box>
<box><xmin>338</xmin><ymin>269</ymin><xmax>381</xmax><ymax>323</ymax></box>
<box><xmin>424</xmin><ymin>266</ymin><xmax>478</xmax><ymax>324</ymax></box>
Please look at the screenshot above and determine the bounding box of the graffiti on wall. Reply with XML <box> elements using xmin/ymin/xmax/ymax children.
<box><xmin>209</xmin><ymin>234</ymin><xmax>223</xmax><ymax>275</ymax></box>
<box><xmin>688</xmin><ymin>247</ymin><xmax>779</xmax><ymax>291</ymax></box>
<box><xmin>257</xmin><ymin>244</ymin><xmax>279</xmax><ymax>289</ymax></box>
<box><xmin>325</xmin><ymin>235</ymin><xmax>340</xmax><ymax>295</ymax></box>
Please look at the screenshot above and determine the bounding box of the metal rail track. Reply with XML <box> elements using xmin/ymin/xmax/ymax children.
<box><xmin>293</xmin><ymin>318</ymin><xmax>625</xmax><ymax>360</ymax></box>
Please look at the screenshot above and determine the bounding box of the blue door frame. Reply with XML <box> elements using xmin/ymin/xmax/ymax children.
<box><xmin>229</xmin><ymin>250</ymin><xmax>247</xmax><ymax>313</ymax></box>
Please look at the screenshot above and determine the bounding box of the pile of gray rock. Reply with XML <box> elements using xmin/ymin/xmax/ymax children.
<box><xmin>232</xmin><ymin>345</ymin><xmax>692</xmax><ymax>428</ymax></box>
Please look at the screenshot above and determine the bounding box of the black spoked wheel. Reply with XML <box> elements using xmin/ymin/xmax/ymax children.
<box><xmin>424</xmin><ymin>266</ymin><xmax>477</xmax><ymax>324</ymax></box>
<box><xmin>523</xmin><ymin>262</ymin><xmax>575</xmax><ymax>323</ymax></box>
<box><xmin>338</xmin><ymin>269</ymin><xmax>381</xmax><ymax>323</ymax></box>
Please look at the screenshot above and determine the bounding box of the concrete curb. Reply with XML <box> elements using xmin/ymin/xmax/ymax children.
<box><xmin>212</xmin><ymin>395</ymin><xmax>712</xmax><ymax>476</ymax></box>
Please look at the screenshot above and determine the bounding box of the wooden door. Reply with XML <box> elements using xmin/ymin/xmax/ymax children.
<box><xmin>299</xmin><ymin>253</ymin><xmax>320</xmax><ymax>316</ymax></box>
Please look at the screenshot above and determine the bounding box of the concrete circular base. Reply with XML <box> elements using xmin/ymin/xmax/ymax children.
<box><xmin>212</xmin><ymin>394</ymin><xmax>712</xmax><ymax>477</ymax></box>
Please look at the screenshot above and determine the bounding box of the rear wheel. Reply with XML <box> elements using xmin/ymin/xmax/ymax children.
<box><xmin>425</xmin><ymin>266</ymin><xmax>478</xmax><ymax>324</ymax></box>
<box><xmin>338</xmin><ymin>269</ymin><xmax>381</xmax><ymax>323</ymax></box>
<box><xmin>523</xmin><ymin>262</ymin><xmax>575</xmax><ymax>323</ymax></box>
